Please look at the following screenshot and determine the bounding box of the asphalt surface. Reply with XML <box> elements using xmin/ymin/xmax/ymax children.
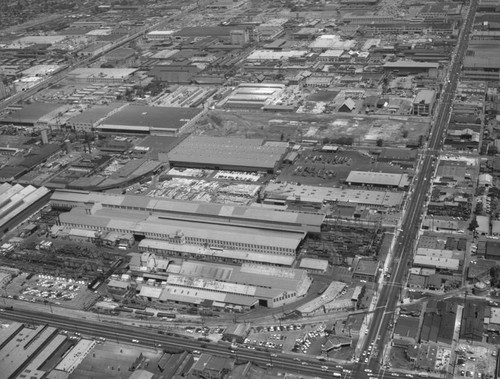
<box><xmin>355</xmin><ymin>1</ymin><xmax>479</xmax><ymax>378</ymax></box>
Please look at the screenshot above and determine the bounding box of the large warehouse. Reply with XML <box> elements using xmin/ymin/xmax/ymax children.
<box><xmin>59</xmin><ymin>205</ymin><xmax>305</xmax><ymax>256</ymax></box>
<box><xmin>167</xmin><ymin>135</ymin><xmax>288</xmax><ymax>173</ymax></box>
<box><xmin>0</xmin><ymin>103</ymin><xmax>65</xmax><ymax>127</ymax></box>
<box><xmin>97</xmin><ymin>104</ymin><xmax>204</xmax><ymax>135</ymax></box>
<box><xmin>0</xmin><ymin>183</ymin><xmax>51</xmax><ymax>238</ymax></box>
<box><xmin>138</xmin><ymin>239</ymin><xmax>296</xmax><ymax>266</ymax></box>
<box><xmin>50</xmin><ymin>189</ymin><xmax>324</xmax><ymax>233</ymax></box>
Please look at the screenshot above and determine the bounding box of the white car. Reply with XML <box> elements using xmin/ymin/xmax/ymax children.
<box><xmin>132</xmin><ymin>339</ymin><xmax>139</xmax><ymax>343</ymax></box>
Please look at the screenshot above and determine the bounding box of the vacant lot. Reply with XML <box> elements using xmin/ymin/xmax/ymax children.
<box><xmin>195</xmin><ymin>110</ymin><xmax>429</xmax><ymax>146</ymax></box>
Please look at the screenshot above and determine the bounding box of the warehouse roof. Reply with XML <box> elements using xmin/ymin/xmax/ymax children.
<box><xmin>246</xmin><ymin>50</ymin><xmax>307</xmax><ymax>61</ymax></box>
<box><xmin>51</xmin><ymin>189</ymin><xmax>323</xmax><ymax>233</ymax></box>
<box><xmin>299</xmin><ymin>258</ymin><xmax>328</xmax><ymax>272</ymax></box>
<box><xmin>138</xmin><ymin>239</ymin><xmax>295</xmax><ymax>266</ymax></box>
<box><xmin>67</xmin><ymin>103</ymin><xmax>125</xmax><ymax>125</ymax></box>
<box><xmin>168</xmin><ymin>135</ymin><xmax>287</xmax><ymax>171</ymax></box>
<box><xmin>67</xmin><ymin>68</ymin><xmax>137</xmax><ymax>80</ymax></box>
<box><xmin>0</xmin><ymin>103</ymin><xmax>64</xmax><ymax>125</ymax></box>
<box><xmin>383</xmin><ymin>61</ymin><xmax>439</xmax><ymax>69</ymax></box>
<box><xmin>416</xmin><ymin>248</ymin><xmax>464</xmax><ymax>260</ymax></box>
<box><xmin>60</xmin><ymin>207</ymin><xmax>305</xmax><ymax>250</ymax></box>
<box><xmin>100</xmin><ymin>105</ymin><xmax>202</xmax><ymax>132</ymax></box>
<box><xmin>413</xmin><ymin>89</ymin><xmax>436</xmax><ymax>104</ymax></box>
<box><xmin>379</xmin><ymin>148</ymin><xmax>418</xmax><ymax>162</ymax></box>
<box><xmin>394</xmin><ymin>316</ymin><xmax>420</xmax><ymax>339</ymax></box>
<box><xmin>413</xmin><ymin>255</ymin><xmax>460</xmax><ymax>270</ymax></box>
<box><xmin>345</xmin><ymin>170</ymin><xmax>410</xmax><ymax>187</ymax></box>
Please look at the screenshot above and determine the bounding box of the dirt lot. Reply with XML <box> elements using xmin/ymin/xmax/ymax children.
<box><xmin>390</xmin><ymin>346</ymin><xmax>414</xmax><ymax>370</ymax></box>
<box><xmin>454</xmin><ymin>343</ymin><xmax>497</xmax><ymax>378</ymax></box>
<box><xmin>194</xmin><ymin>110</ymin><xmax>429</xmax><ymax>146</ymax></box>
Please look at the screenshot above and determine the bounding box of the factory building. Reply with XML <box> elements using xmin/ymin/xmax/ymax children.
<box><xmin>0</xmin><ymin>183</ymin><xmax>51</xmax><ymax>238</ymax></box>
<box><xmin>58</xmin><ymin>205</ymin><xmax>305</xmax><ymax>256</ymax></box>
<box><xmin>138</xmin><ymin>239</ymin><xmax>296</xmax><ymax>267</ymax></box>
<box><xmin>50</xmin><ymin>189</ymin><xmax>324</xmax><ymax>233</ymax></box>
<box><xmin>131</xmin><ymin>257</ymin><xmax>311</xmax><ymax>309</ymax></box>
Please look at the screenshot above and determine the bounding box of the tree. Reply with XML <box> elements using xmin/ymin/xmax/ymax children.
<box><xmin>376</xmin><ymin>138</ymin><xmax>383</xmax><ymax>147</ymax></box>
<box><xmin>468</xmin><ymin>216</ymin><xmax>479</xmax><ymax>232</ymax></box>
<box><xmin>402</xmin><ymin>130</ymin><xmax>409</xmax><ymax>138</ymax></box>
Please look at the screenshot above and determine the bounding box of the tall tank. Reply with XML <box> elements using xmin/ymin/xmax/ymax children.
<box><xmin>64</xmin><ymin>139</ymin><xmax>73</xmax><ymax>153</ymax></box>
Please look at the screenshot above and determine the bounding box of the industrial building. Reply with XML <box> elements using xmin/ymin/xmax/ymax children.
<box><xmin>50</xmin><ymin>189</ymin><xmax>324</xmax><ymax>233</ymax></box>
<box><xmin>412</xmin><ymin>89</ymin><xmax>436</xmax><ymax>116</ymax></box>
<box><xmin>66</xmin><ymin>102</ymin><xmax>125</xmax><ymax>132</ymax></box>
<box><xmin>0</xmin><ymin>102</ymin><xmax>65</xmax><ymax>127</ymax></box>
<box><xmin>264</xmin><ymin>182</ymin><xmax>404</xmax><ymax>208</ymax></box>
<box><xmin>138</xmin><ymin>239</ymin><xmax>296</xmax><ymax>266</ymax></box>
<box><xmin>220</xmin><ymin>83</ymin><xmax>285</xmax><ymax>110</ymax></box>
<box><xmin>0</xmin><ymin>183</ymin><xmax>51</xmax><ymax>238</ymax></box>
<box><xmin>0</xmin><ymin>322</ymin><xmax>67</xmax><ymax>379</ymax></box>
<box><xmin>97</xmin><ymin>104</ymin><xmax>203</xmax><ymax>135</ymax></box>
<box><xmin>66</xmin><ymin>68</ymin><xmax>138</xmax><ymax>83</ymax></box>
<box><xmin>345</xmin><ymin>171</ymin><xmax>410</xmax><ymax>188</ymax></box>
<box><xmin>382</xmin><ymin>61</ymin><xmax>439</xmax><ymax>78</ymax></box>
<box><xmin>167</xmin><ymin>135</ymin><xmax>288</xmax><ymax>173</ymax></box>
<box><xmin>58</xmin><ymin>205</ymin><xmax>306</xmax><ymax>256</ymax></box>
<box><xmin>131</xmin><ymin>256</ymin><xmax>311</xmax><ymax>309</ymax></box>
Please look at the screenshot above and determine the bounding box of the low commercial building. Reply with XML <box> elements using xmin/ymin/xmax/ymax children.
<box><xmin>345</xmin><ymin>171</ymin><xmax>410</xmax><ymax>188</ymax></box>
<box><xmin>393</xmin><ymin>316</ymin><xmax>420</xmax><ymax>346</ymax></box>
<box><xmin>352</xmin><ymin>259</ymin><xmax>379</xmax><ymax>282</ymax></box>
<box><xmin>378</xmin><ymin>148</ymin><xmax>418</xmax><ymax>163</ymax></box>
<box><xmin>413</xmin><ymin>256</ymin><xmax>460</xmax><ymax>271</ymax></box>
<box><xmin>486</xmin><ymin>240</ymin><xmax>500</xmax><ymax>261</ymax></box>
<box><xmin>67</xmin><ymin>228</ymin><xmax>98</xmax><ymax>243</ymax></box>
<box><xmin>299</xmin><ymin>258</ymin><xmax>328</xmax><ymax>273</ymax></box>
<box><xmin>190</xmin><ymin>354</ymin><xmax>234</xmax><ymax>379</ymax></box>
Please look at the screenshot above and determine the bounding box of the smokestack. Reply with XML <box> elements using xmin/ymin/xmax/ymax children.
<box><xmin>41</xmin><ymin>129</ymin><xmax>49</xmax><ymax>145</ymax></box>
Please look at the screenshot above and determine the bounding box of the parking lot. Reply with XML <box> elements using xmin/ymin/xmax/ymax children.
<box><xmin>454</xmin><ymin>344</ymin><xmax>496</xmax><ymax>379</ymax></box>
<box><xmin>241</xmin><ymin>323</ymin><xmax>329</xmax><ymax>356</ymax></box>
<box><xmin>5</xmin><ymin>273</ymin><xmax>99</xmax><ymax>310</ymax></box>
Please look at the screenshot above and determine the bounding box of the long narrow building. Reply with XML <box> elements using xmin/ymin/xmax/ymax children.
<box><xmin>50</xmin><ymin>189</ymin><xmax>325</xmax><ymax>233</ymax></box>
